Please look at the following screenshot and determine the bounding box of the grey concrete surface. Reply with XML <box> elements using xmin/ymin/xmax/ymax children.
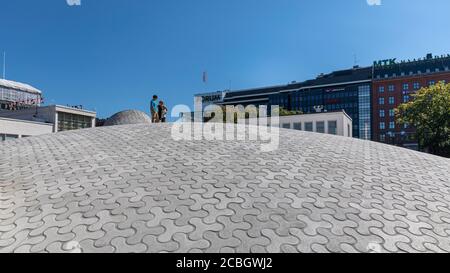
<box><xmin>0</xmin><ymin>124</ymin><xmax>449</xmax><ymax>253</ymax></box>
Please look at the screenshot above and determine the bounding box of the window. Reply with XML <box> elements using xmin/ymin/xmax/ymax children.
<box><xmin>403</xmin><ymin>95</ymin><xmax>410</xmax><ymax>103</ymax></box>
<box><xmin>282</xmin><ymin>123</ymin><xmax>291</xmax><ymax>129</ymax></box>
<box><xmin>389</xmin><ymin>109</ymin><xmax>395</xmax><ymax>117</ymax></box>
<box><xmin>379</xmin><ymin>110</ymin><xmax>385</xmax><ymax>118</ymax></box>
<box><xmin>380</xmin><ymin>122</ymin><xmax>386</xmax><ymax>130</ymax></box>
<box><xmin>293</xmin><ymin>123</ymin><xmax>302</xmax><ymax>130</ymax></box>
<box><xmin>388</xmin><ymin>85</ymin><xmax>395</xmax><ymax>92</ymax></box>
<box><xmin>359</xmin><ymin>85</ymin><xmax>372</xmax><ymax>140</ymax></box>
<box><xmin>403</xmin><ymin>84</ymin><xmax>409</xmax><ymax>90</ymax></box>
<box><xmin>378</xmin><ymin>86</ymin><xmax>385</xmax><ymax>93</ymax></box>
<box><xmin>429</xmin><ymin>80</ymin><xmax>435</xmax><ymax>86</ymax></box>
<box><xmin>389</xmin><ymin>97</ymin><xmax>395</xmax><ymax>105</ymax></box>
<box><xmin>0</xmin><ymin>134</ymin><xmax>19</xmax><ymax>141</ymax></box>
<box><xmin>413</xmin><ymin>82</ymin><xmax>420</xmax><ymax>89</ymax></box>
<box><xmin>305</xmin><ymin>122</ymin><xmax>313</xmax><ymax>132</ymax></box>
<box><xmin>316</xmin><ymin>121</ymin><xmax>325</xmax><ymax>133</ymax></box>
<box><xmin>380</xmin><ymin>134</ymin><xmax>386</xmax><ymax>142</ymax></box>
<box><xmin>328</xmin><ymin>121</ymin><xmax>337</xmax><ymax>135</ymax></box>
<box><xmin>58</xmin><ymin>112</ymin><xmax>93</xmax><ymax>132</ymax></box>
<box><xmin>379</xmin><ymin>98</ymin><xmax>385</xmax><ymax>105</ymax></box>
<box><xmin>389</xmin><ymin>122</ymin><xmax>395</xmax><ymax>129</ymax></box>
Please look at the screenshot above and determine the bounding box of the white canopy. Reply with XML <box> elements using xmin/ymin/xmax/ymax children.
<box><xmin>0</xmin><ymin>78</ymin><xmax>42</xmax><ymax>94</ymax></box>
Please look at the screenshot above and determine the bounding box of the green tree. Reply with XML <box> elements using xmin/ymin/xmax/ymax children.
<box><xmin>396</xmin><ymin>81</ymin><xmax>450</xmax><ymax>157</ymax></box>
<box><xmin>273</xmin><ymin>107</ymin><xmax>303</xmax><ymax>117</ymax></box>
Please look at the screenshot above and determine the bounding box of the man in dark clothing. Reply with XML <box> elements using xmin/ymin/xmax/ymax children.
<box><xmin>158</xmin><ymin>101</ymin><xmax>168</xmax><ymax>123</ymax></box>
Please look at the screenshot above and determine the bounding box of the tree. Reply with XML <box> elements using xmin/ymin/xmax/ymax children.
<box><xmin>396</xmin><ymin>81</ymin><xmax>450</xmax><ymax>157</ymax></box>
<box><xmin>273</xmin><ymin>107</ymin><xmax>303</xmax><ymax>117</ymax></box>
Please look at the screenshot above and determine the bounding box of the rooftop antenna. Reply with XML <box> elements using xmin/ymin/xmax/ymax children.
<box><xmin>353</xmin><ymin>53</ymin><xmax>360</xmax><ymax>67</ymax></box>
<box><xmin>2</xmin><ymin>52</ymin><xmax>5</xmax><ymax>79</ymax></box>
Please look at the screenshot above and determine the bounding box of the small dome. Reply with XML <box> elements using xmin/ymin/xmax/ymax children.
<box><xmin>104</xmin><ymin>110</ymin><xmax>152</xmax><ymax>126</ymax></box>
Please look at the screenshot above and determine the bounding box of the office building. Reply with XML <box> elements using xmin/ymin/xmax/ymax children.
<box><xmin>372</xmin><ymin>53</ymin><xmax>450</xmax><ymax>150</ymax></box>
<box><xmin>195</xmin><ymin>53</ymin><xmax>450</xmax><ymax>148</ymax></box>
<box><xmin>0</xmin><ymin>78</ymin><xmax>42</xmax><ymax>110</ymax></box>
<box><xmin>0</xmin><ymin>105</ymin><xmax>96</xmax><ymax>134</ymax></box>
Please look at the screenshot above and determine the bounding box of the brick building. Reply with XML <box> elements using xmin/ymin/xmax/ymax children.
<box><xmin>372</xmin><ymin>54</ymin><xmax>450</xmax><ymax>150</ymax></box>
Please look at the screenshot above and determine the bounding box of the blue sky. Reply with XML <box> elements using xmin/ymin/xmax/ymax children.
<box><xmin>1</xmin><ymin>0</ymin><xmax>450</xmax><ymax>118</ymax></box>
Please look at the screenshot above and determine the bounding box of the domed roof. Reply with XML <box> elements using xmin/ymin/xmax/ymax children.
<box><xmin>1</xmin><ymin>124</ymin><xmax>449</xmax><ymax>253</ymax></box>
<box><xmin>104</xmin><ymin>110</ymin><xmax>152</xmax><ymax>126</ymax></box>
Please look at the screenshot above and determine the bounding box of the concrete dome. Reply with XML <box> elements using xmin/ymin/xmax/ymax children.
<box><xmin>104</xmin><ymin>110</ymin><xmax>152</xmax><ymax>126</ymax></box>
<box><xmin>0</xmin><ymin>124</ymin><xmax>449</xmax><ymax>253</ymax></box>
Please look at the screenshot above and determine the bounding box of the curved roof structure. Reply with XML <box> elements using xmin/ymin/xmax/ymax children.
<box><xmin>1</xmin><ymin>124</ymin><xmax>449</xmax><ymax>253</ymax></box>
<box><xmin>104</xmin><ymin>110</ymin><xmax>152</xmax><ymax>126</ymax></box>
<box><xmin>0</xmin><ymin>79</ymin><xmax>42</xmax><ymax>94</ymax></box>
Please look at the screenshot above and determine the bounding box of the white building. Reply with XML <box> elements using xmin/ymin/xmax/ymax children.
<box><xmin>0</xmin><ymin>117</ymin><xmax>53</xmax><ymax>141</ymax></box>
<box><xmin>0</xmin><ymin>105</ymin><xmax>96</xmax><ymax>134</ymax></box>
<box><xmin>242</xmin><ymin>110</ymin><xmax>353</xmax><ymax>137</ymax></box>
<box><xmin>0</xmin><ymin>79</ymin><xmax>42</xmax><ymax>110</ymax></box>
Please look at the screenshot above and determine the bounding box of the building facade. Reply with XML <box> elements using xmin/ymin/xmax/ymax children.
<box><xmin>242</xmin><ymin>111</ymin><xmax>353</xmax><ymax>138</ymax></box>
<box><xmin>270</xmin><ymin>67</ymin><xmax>372</xmax><ymax>139</ymax></box>
<box><xmin>195</xmin><ymin>53</ymin><xmax>450</xmax><ymax>148</ymax></box>
<box><xmin>0</xmin><ymin>79</ymin><xmax>42</xmax><ymax>110</ymax></box>
<box><xmin>196</xmin><ymin>67</ymin><xmax>373</xmax><ymax>140</ymax></box>
<box><xmin>0</xmin><ymin>105</ymin><xmax>96</xmax><ymax>133</ymax></box>
<box><xmin>0</xmin><ymin>117</ymin><xmax>53</xmax><ymax>141</ymax></box>
<box><xmin>372</xmin><ymin>54</ymin><xmax>450</xmax><ymax>150</ymax></box>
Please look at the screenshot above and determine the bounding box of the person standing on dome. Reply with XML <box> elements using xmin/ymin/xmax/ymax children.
<box><xmin>150</xmin><ymin>95</ymin><xmax>159</xmax><ymax>123</ymax></box>
<box><xmin>158</xmin><ymin>101</ymin><xmax>168</xmax><ymax>123</ymax></box>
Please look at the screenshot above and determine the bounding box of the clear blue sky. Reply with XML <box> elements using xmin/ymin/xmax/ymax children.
<box><xmin>1</xmin><ymin>0</ymin><xmax>450</xmax><ymax>118</ymax></box>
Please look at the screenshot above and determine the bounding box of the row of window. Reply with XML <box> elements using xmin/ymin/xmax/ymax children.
<box><xmin>281</xmin><ymin>120</ymin><xmax>339</xmax><ymax>135</ymax></box>
<box><xmin>378</xmin><ymin>97</ymin><xmax>396</xmax><ymax>105</ymax></box>
<box><xmin>379</xmin><ymin>122</ymin><xmax>410</xmax><ymax>130</ymax></box>
<box><xmin>379</xmin><ymin>132</ymin><xmax>416</xmax><ymax>142</ymax></box>
<box><xmin>376</xmin><ymin>67</ymin><xmax>450</xmax><ymax>79</ymax></box>
<box><xmin>0</xmin><ymin>134</ymin><xmax>19</xmax><ymax>141</ymax></box>
<box><xmin>378</xmin><ymin>80</ymin><xmax>446</xmax><ymax>93</ymax></box>
<box><xmin>379</xmin><ymin>122</ymin><xmax>396</xmax><ymax>130</ymax></box>
<box><xmin>379</xmin><ymin>109</ymin><xmax>396</xmax><ymax>118</ymax></box>
<box><xmin>0</xmin><ymin>88</ymin><xmax>40</xmax><ymax>104</ymax></box>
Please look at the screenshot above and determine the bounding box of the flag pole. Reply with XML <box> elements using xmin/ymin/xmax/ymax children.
<box><xmin>2</xmin><ymin>52</ymin><xmax>5</xmax><ymax>79</ymax></box>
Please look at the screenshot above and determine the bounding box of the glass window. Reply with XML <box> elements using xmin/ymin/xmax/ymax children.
<box><xmin>379</xmin><ymin>110</ymin><xmax>385</xmax><ymax>118</ymax></box>
<box><xmin>380</xmin><ymin>122</ymin><xmax>386</xmax><ymax>130</ymax></box>
<box><xmin>413</xmin><ymin>82</ymin><xmax>420</xmax><ymax>89</ymax></box>
<box><xmin>388</xmin><ymin>85</ymin><xmax>395</xmax><ymax>92</ymax></box>
<box><xmin>378</xmin><ymin>86</ymin><xmax>385</xmax><ymax>93</ymax></box>
<box><xmin>328</xmin><ymin>121</ymin><xmax>337</xmax><ymax>135</ymax></box>
<box><xmin>58</xmin><ymin>112</ymin><xmax>92</xmax><ymax>132</ymax></box>
<box><xmin>305</xmin><ymin>122</ymin><xmax>313</xmax><ymax>132</ymax></box>
<box><xmin>380</xmin><ymin>134</ymin><xmax>386</xmax><ymax>142</ymax></box>
<box><xmin>282</xmin><ymin>123</ymin><xmax>291</xmax><ymax>129</ymax></box>
<box><xmin>389</xmin><ymin>122</ymin><xmax>395</xmax><ymax>129</ymax></box>
<box><xmin>389</xmin><ymin>109</ymin><xmax>395</xmax><ymax>117</ymax></box>
<box><xmin>1</xmin><ymin>134</ymin><xmax>19</xmax><ymax>141</ymax></box>
<box><xmin>379</xmin><ymin>98</ymin><xmax>385</xmax><ymax>105</ymax></box>
<box><xmin>389</xmin><ymin>97</ymin><xmax>395</xmax><ymax>105</ymax></box>
<box><xmin>316</xmin><ymin>121</ymin><xmax>325</xmax><ymax>133</ymax></box>
<box><xmin>403</xmin><ymin>95</ymin><xmax>410</xmax><ymax>103</ymax></box>
<box><xmin>293</xmin><ymin>122</ymin><xmax>302</xmax><ymax>130</ymax></box>
<box><xmin>403</xmin><ymin>83</ymin><xmax>409</xmax><ymax>90</ymax></box>
<box><xmin>429</xmin><ymin>80</ymin><xmax>435</xmax><ymax>86</ymax></box>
